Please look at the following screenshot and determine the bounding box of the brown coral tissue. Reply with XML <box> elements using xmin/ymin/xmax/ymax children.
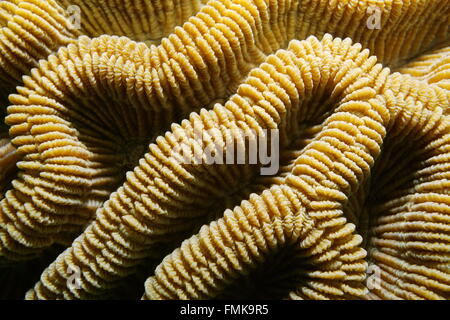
<box><xmin>0</xmin><ymin>0</ymin><xmax>448</xmax><ymax>300</ymax></box>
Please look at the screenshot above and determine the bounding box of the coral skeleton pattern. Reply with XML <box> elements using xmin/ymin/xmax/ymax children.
<box><xmin>0</xmin><ymin>0</ymin><xmax>448</xmax><ymax>300</ymax></box>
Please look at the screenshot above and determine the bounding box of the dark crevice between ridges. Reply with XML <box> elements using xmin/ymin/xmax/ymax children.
<box><xmin>214</xmin><ymin>244</ymin><xmax>314</xmax><ymax>300</ymax></box>
<box><xmin>0</xmin><ymin>244</ymin><xmax>66</xmax><ymax>300</ymax></box>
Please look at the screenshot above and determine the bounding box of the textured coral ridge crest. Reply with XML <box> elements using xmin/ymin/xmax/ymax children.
<box><xmin>0</xmin><ymin>0</ymin><xmax>447</xmax><ymax>300</ymax></box>
<box><xmin>0</xmin><ymin>0</ymin><xmax>448</xmax><ymax>129</ymax></box>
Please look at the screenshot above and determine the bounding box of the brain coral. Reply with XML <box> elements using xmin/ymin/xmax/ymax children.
<box><xmin>0</xmin><ymin>0</ymin><xmax>209</xmax><ymax>217</ymax></box>
<box><xmin>0</xmin><ymin>0</ymin><xmax>448</xmax><ymax>300</ymax></box>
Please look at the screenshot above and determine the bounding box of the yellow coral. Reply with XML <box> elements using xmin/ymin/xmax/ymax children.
<box><xmin>3</xmin><ymin>0</ymin><xmax>449</xmax><ymax>263</ymax></box>
<box><xmin>0</xmin><ymin>0</ymin><xmax>208</xmax><ymax>138</ymax></box>
<box><xmin>143</xmin><ymin>37</ymin><xmax>450</xmax><ymax>300</ymax></box>
<box><xmin>23</xmin><ymin>35</ymin><xmax>450</xmax><ymax>300</ymax></box>
<box><xmin>0</xmin><ymin>0</ymin><xmax>447</xmax><ymax>300</ymax></box>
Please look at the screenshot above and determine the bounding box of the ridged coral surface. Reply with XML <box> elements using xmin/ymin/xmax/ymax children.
<box><xmin>0</xmin><ymin>0</ymin><xmax>449</xmax><ymax>300</ymax></box>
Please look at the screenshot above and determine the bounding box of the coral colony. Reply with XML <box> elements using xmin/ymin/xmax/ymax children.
<box><xmin>0</xmin><ymin>0</ymin><xmax>449</xmax><ymax>300</ymax></box>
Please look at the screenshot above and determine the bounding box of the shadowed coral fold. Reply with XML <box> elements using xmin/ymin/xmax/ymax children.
<box><xmin>56</xmin><ymin>0</ymin><xmax>209</xmax><ymax>45</ymax></box>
